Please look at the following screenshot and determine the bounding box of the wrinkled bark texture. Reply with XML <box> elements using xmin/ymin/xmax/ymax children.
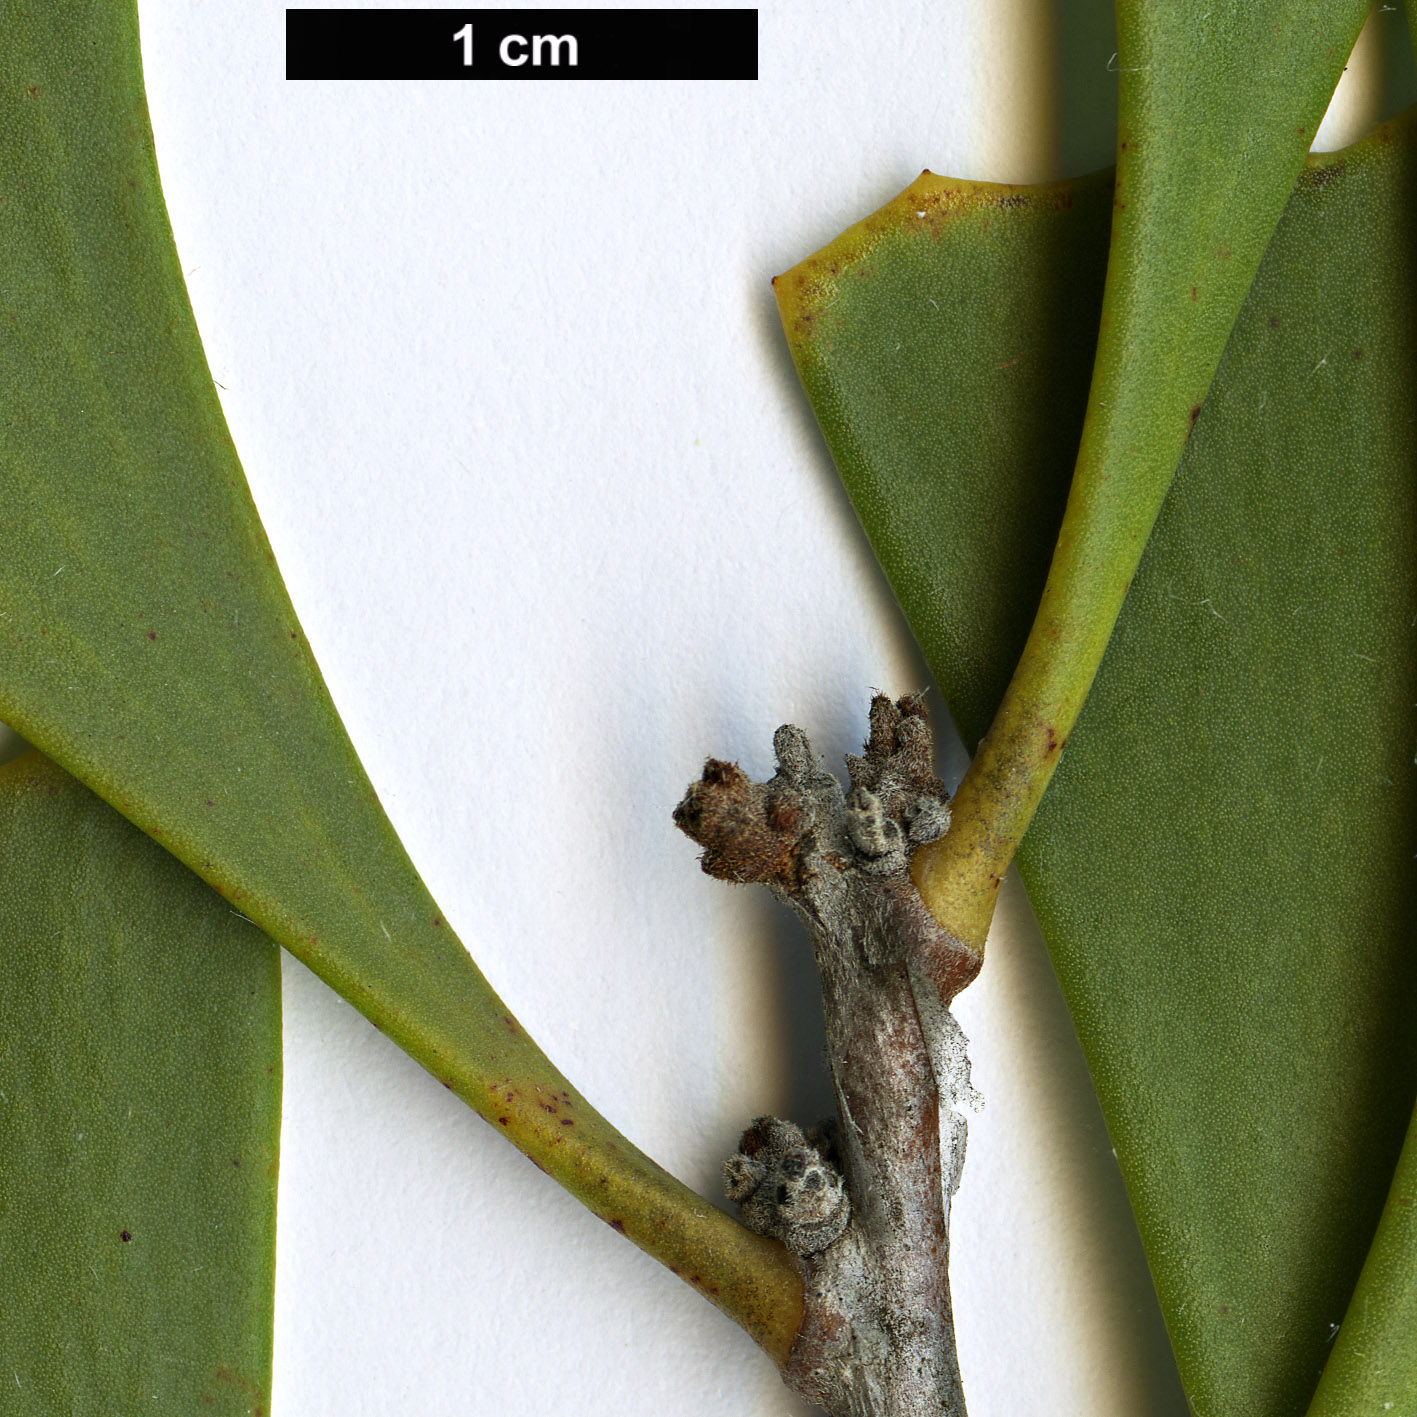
<box><xmin>675</xmin><ymin>695</ymin><xmax>983</xmax><ymax>1417</ymax></box>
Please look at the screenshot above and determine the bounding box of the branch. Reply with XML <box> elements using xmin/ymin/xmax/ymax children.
<box><xmin>676</xmin><ymin>694</ymin><xmax>982</xmax><ymax>1416</ymax></box>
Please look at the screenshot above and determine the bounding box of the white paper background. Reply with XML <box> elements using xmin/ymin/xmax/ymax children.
<box><xmin>119</xmin><ymin>4</ymin><xmax>1397</xmax><ymax>1414</ymax></box>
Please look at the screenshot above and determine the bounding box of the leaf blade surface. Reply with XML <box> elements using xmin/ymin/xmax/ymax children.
<box><xmin>0</xmin><ymin>750</ymin><xmax>282</xmax><ymax>1415</ymax></box>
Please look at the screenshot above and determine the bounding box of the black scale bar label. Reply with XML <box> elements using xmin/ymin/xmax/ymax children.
<box><xmin>286</xmin><ymin>8</ymin><xmax>758</xmax><ymax>79</ymax></box>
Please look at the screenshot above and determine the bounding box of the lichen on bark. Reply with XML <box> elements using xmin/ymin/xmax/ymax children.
<box><xmin>675</xmin><ymin>694</ymin><xmax>983</xmax><ymax>1417</ymax></box>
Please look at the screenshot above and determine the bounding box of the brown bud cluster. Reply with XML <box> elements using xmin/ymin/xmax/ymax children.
<box><xmin>673</xmin><ymin>693</ymin><xmax>953</xmax><ymax>893</ymax></box>
<box><xmin>723</xmin><ymin>1116</ymin><xmax>850</xmax><ymax>1256</ymax></box>
<box><xmin>672</xmin><ymin>757</ymin><xmax>811</xmax><ymax>889</ymax></box>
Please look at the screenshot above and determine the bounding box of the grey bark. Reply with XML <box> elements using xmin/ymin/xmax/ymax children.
<box><xmin>674</xmin><ymin>694</ymin><xmax>983</xmax><ymax>1417</ymax></box>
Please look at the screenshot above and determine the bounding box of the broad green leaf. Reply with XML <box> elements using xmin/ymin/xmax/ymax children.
<box><xmin>0</xmin><ymin>0</ymin><xmax>801</xmax><ymax>1354</ymax></box>
<box><xmin>1306</xmin><ymin>1100</ymin><xmax>1417</xmax><ymax>1415</ymax></box>
<box><xmin>0</xmin><ymin>749</ymin><xmax>280</xmax><ymax>1414</ymax></box>
<box><xmin>776</xmin><ymin>112</ymin><xmax>1417</xmax><ymax>1417</ymax></box>
<box><xmin>1097</xmin><ymin>0</ymin><xmax>1368</xmax><ymax>465</ymax></box>
<box><xmin>908</xmin><ymin>0</ymin><xmax>1370</xmax><ymax>944</ymax></box>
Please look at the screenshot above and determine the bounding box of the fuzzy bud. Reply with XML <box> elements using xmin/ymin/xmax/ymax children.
<box><xmin>723</xmin><ymin>1116</ymin><xmax>850</xmax><ymax>1256</ymax></box>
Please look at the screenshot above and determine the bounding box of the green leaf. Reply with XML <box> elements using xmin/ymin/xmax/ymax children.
<box><xmin>0</xmin><ymin>0</ymin><xmax>801</xmax><ymax>1353</ymax></box>
<box><xmin>905</xmin><ymin>0</ymin><xmax>1369</xmax><ymax>945</ymax></box>
<box><xmin>1306</xmin><ymin>1099</ymin><xmax>1417</xmax><ymax>1416</ymax></box>
<box><xmin>776</xmin><ymin>111</ymin><xmax>1417</xmax><ymax>1417</ymax></box>
<box><xmin>0</xmin><ymin>749</ymin><xmax>281</xmax><ymax>1413</ymax></box>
